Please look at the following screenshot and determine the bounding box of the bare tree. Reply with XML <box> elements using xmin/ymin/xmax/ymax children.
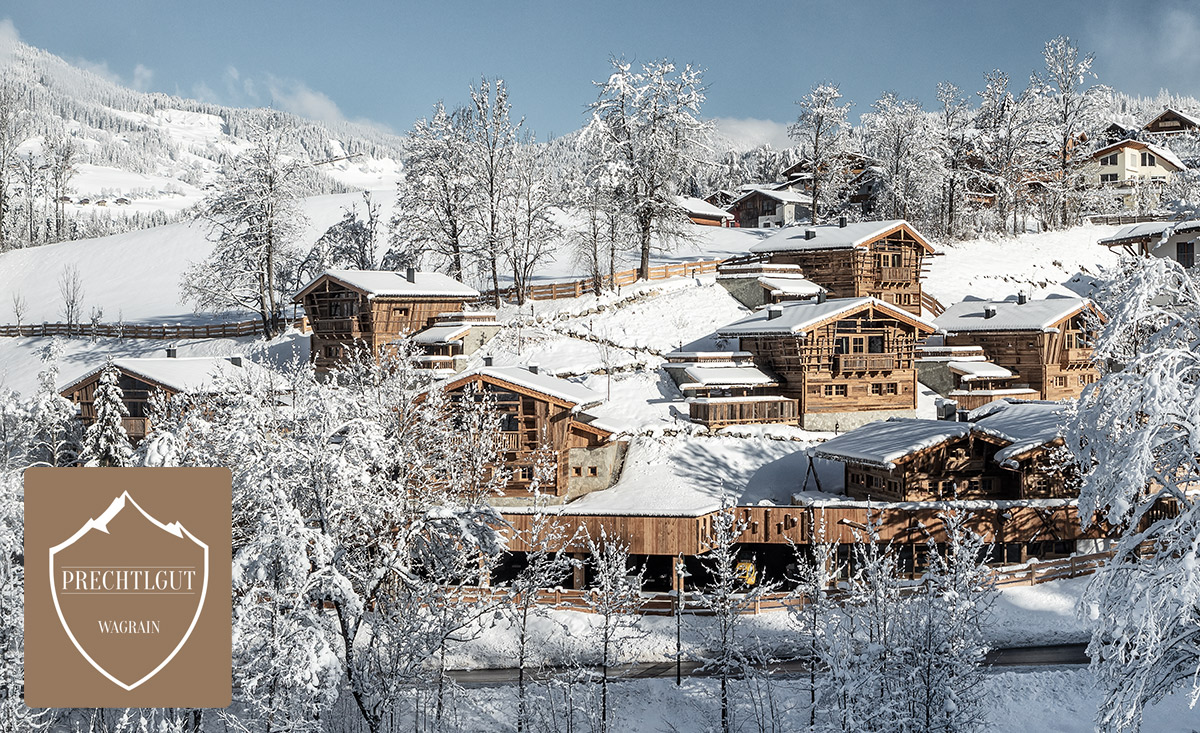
<box><xmin>44</xmin><ymin>128</ymin><xmax>77</xmax><ymax>242</ymax></box>
<box><xmin>468</xmin><ymin>77</ymin><xmax>521</xmax><ymax>307</ymax></box>
<box><xmin>585</xmin><ymin>529</ymin><xmax>646</xmax><ymax>733</ymax></box>
<box><xmin>9</xmin><ymin>292</ymin><xmax>25</xmax><ymax>332</ymax></box>
<box><xmin>0</xmin><ymin>83</ymin><xmax>29</xmax><ymax>252</ymax></box>
<box><xmin>789</xmin><ymin>82</ymin><xmax>852</xmax><ymax>224</ymax></box>
<box><xmin>57</xmin><ymin>265</ymin><xmax>83</xmax><ymax>335</ymax></box>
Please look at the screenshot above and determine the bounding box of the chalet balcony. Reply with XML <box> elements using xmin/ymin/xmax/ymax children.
<box><xmin>501</xmin><ymin>432</ymin><xmax>523</xmax><ymax>452</ymax></box>
<box><xmin>122</xmin><ymin>417</ymin><xmax>149</xmax><ymax>441</ymax></box>
<box><xmin>1062</xmin><ymin>348</ymin><xmax>1093</xmax><ymax>366</ymax></box>
<box><xmin>835</xmin><ymin>353</ymin><xmax>897</xmax><ymax>372</ymax></box>
<box><xmin>311</xmin><ymin>317</ymin><xmax>369</xmax><ymax>336</ymax></box>
<box><xmin>876</xmin><ymin>267</ymin><xmax>910</xmax><ymax>282</ymax></box>
<box><xmin>689</xmin><ymin>396</ymin><xmax>799</xmax><ymax>428</ymax></box>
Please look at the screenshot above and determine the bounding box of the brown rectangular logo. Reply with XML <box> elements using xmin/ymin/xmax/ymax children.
<box><xmin>24</xmin><ymin>467</ymin><xmax>232</xmax><ymax>708</ymax></box>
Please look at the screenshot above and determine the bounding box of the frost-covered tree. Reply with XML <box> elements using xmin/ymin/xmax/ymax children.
<box><xmin>467</xmin><ymin>77</ymin><xmax>521</xmax><ymax>306</ymax></box>
<box><xmin>585</xmin><ymin>529</ymin><xmax>646</xmax><ymax>733</ymax></box>
<box><xmin>44</xmin><ymin>127</ymin><xmax>77</xmax><ymax>242</ymax></box>
<box><xmin>0</xmin><ymin>83</ymin><xmax>29</xmax><ymax>252</ymax></box>
<box><xmin>300</xmin><ymin>190</ymin><xmax>382</xmax><ymax>279</ymax></box>
<box><xmin>504</xmin><ymin>141</ymin><xmax>561</xmax><ymax>305</ymax></box>
<box><xmin>974</xmin><ymin>70</ymin><xmax>1047</xmax><ymax>234</ymax></box>
<box><xmin>182</xmin><ymin>112</ymin><xmax>309</xmax><ymax>337</ymax></box>
<box><xmin>789</xmin><ymin>82</ymin><xmax>852</xmax><ymax>223</ymax></box>
<box><xmin>936</xmin><ymin>82</ymin><xmax>973</xmax><ymax>239</ymax></box>
<box><xmin>583</xmin><ymin>58</ymin><xmax>711</xmax><ymax>280</ymax></box>
<box><xmin>1067</xmin><ymin>255</ymin><xmax>1200</xmax><ymax>732</ymax></box>
<box><xmin>788</xmin><ymin>516</ymin><xmax>841</xmax><ymax>731</ymax></box>
<box><xmin>26</xmin><ymin>340</ymin><xmax>80</xmax><ymax>468</ymax></box>
<box><xmin>860</xmin><ymin>92</ymin><xmax>944</xmax><ymax>227</ymax></box>
<box><xmin>79</xmin><ymin>362</ymin><xmax>132</xmax><ymax>467</ymax></box>
<box><xmin>391</xmin><ymin>102</ymin><xmax>475</xmax><ymax>280</ymax></box>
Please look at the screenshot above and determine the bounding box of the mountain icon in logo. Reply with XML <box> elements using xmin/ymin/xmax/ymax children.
<box><xmin>49</xmin><ymin>491</ymin><xmax>209</xmax><ymax>691</ymax></box>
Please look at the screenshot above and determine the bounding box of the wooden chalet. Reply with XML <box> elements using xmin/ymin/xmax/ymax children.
<box><xmin>781</xmin><ymin>152</ymin><xmax>875</xmax><ymax>188</ymax></box>
<box><xmin>294</xmin><ymin>268</ymin><xmax>482</xmax><ymax>372</ymax></box>
<box><xmin>715</xmin><ymin>296</ymin><xmax>935</xmax><ymax>430</ymax></box>
<box><xmin>916</xmin><ymin>342</ymin><xmax>1038</xmax><ymax>412</ymax></box>
<box><xmin>442</xmin><ymin>363</ymin><xmax>626</xmax><ymax>502</ymax></box>
<box><xmin>935</xmin><ymin>294</ymin><xmax>1104</xmax><ymax>402</ymax></box>
<box><xmin>673</xmin><ymin>195</ymin><xmax>733</xmax><ymax>227</ymax></box>
<box><xmin>662</xmin><ymin>351</ymin><xmax>798</xmax><ymax>428</ymax></box>
<box><xmin>728</xmin><ymin>186</ymin><xmax>813</xmax><ymax>229</ymax></box>
<box><xmin>59</xmin><ymin>353</ymin><xmax>276</xmax><ymax>443</ymax></box>
<box><xmin>811</xmin><ymin>400</ymin><xmax>1075</xmax><ymax>504</ymax></box>
<box><xmin>1142</xmin><ymin>108</ymin><xmax>1200</xmax><ymax>137</ymax></box>
<box><xmin>1098</xmin><ymin>220</ymin><xmax>1200</xmax><ymax>268</ymax></box>
<box><xmin>738</xmin><ymin>219</ymin><xmax>935</xmax><ymax>315</ymax></box>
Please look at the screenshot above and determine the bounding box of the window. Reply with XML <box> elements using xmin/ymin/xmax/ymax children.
<box><xmin>849</xmin><ymin>471</ymin><xmax>865</xmax><ymax>486</ymax></box>
<box><xmin>393</xmin><ymin>307</ymin><xmax>409</xmax><ymax>317</ymax></box>
<box><xmin>886</xmin><ymin>479</ymin><xmax>900</xmax><ymax>493</ymax></box>
<box><xmin>1178</xmin><ymin>240</ymin><xmax>1196</xmax><ymax>269</ymax></box>
<box><xmin>1100</xmin><ymin>173</ymin><xmax>1118</xmax><ymax>183</ymax></box>
<box><xmin>871</xmin><ymin>383</ymin><xmax>883</xmax><ymax>395</ymax></box>
<box><xmin>1141</xmin><ymin>151</ymin><xmax>1157</xmax><ymax>167</ymax></box>
<box><xmin>1054</xmin><ymin>376</ymin><xmax>1067</xmax><ymax>388</ymax></box>
<box><xmin>885</xmin><ymin>382</ymin><xmax>898</xmax><ymax>395</ymax></box>
<box><xmin>834</xmin><ymin>337</ymin><xmax>848</xmax><ymax>354</ymax></box>
<box><xmin>868</xmin><ymin>335</ymin><xmax>885</xmax><ymax>354</ymax></box>
<box><xmin>824</xmin><ymin>384</ymin><xmax>848</xmax><ymax>397</ymax></box>
<box><xmin>1099</xmin><ymin>153</ymin><xmax>1117</xmax><ymax>166</ymax></box>
<box><xmin>851</xmin><ymin>337</ymin><xmax>866</xmax><ymax>354</ymax></box>
<box><xmin>588</xmin><ymin>466</ymin><xmax>598</xmax><ymax>477</ymax></box>
<box><xmin>572</xmin><ymin>466</ymin><xmax>582</xmax><ymax>477</ymax></box>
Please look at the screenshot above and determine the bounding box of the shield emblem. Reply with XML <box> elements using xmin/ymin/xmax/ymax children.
<box><xmin>49</xmin><ymin>491</ymin><xmax>209</xmax><ymax>691</ymax></box>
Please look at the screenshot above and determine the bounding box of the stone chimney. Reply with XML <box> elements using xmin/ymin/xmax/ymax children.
<box><xmin>1017</xmin><ymin>291</ymin><xmax>1028</xmax><ymax>305</ymax></box>
<box><xmin>817</xmin><ymin>291</ymin><xmax>827</xmax><ymax>304</ymax></box>
<box><xmin>483</xmin><ymin>355</ymin><xmax>494</xmax><ymax>367</ymax></box>
<box><xmin>165</xmin><ymin>347</ymin><xmax>177</xmax><ymax>358</ymax></box>
<box><xmin>229</xmin><ymin>355</ymin><xmax>243</xmax><ymax>367</ymax></box>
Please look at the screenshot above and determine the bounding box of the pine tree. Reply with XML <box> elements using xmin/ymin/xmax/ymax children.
<box><xmin>79</xmin><ymin>362</ymin><xmax>132</xmax><ymax>467</ymax></box>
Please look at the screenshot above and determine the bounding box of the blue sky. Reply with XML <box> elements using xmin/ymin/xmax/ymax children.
<box><xmin>7</xmin><ymin>2</ymin><xmax>1200</xmax><ymax>146</ymax></box>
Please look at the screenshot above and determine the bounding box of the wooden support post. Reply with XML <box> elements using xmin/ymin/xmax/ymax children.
<box><xmin>573</xmin><ymin>553</ymin><xmax>587</xmax><ymax>590</ymax></box>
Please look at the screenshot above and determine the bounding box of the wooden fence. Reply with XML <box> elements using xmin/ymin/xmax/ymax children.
<box><xmin>463</xmin><ymin>550</ymin><xmax>1115</xmax><ymax>617</ymax></box>
<box><xmin>1087</xmin><ymin>214</ymin><xmax>1175</xmax><ymax>226</ymax></box>
<box><xmin>0</xmin><ymin>319</ymin><xmax>267</xmax><ymax>340</ymax></box>
<box><xmin>476</xmin><ymin>260</ymin><xmax>722</xmax><ymax>305</ymax></box>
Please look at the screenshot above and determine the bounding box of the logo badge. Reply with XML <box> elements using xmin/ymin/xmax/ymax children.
<box><xmin>25</xmin><ymin>468</ymin><xmax>231</xmax><ymax>708</ymax></box>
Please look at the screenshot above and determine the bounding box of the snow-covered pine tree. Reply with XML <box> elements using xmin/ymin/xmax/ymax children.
<box><xmin>583</xmin><ymin>58</ymin><xmax>711</xmax><ymax>280</ymax></box>
<box><xmin>181</xmin><ymin>111</ymin><xmax>309</xmax><ymax>338</ymax></box>
<box><xmin>1066</xmin><ymin>255</ymin><xmax>1200</xmax><ymax>732</ymax></box>
<box><xmin>79</xmin><ymin>362</ymin><xmax>132</xmax><ymax>467</ymax></box>
<box><xmin>789</xmin><ymin>82</ymin><xmax>852</xmax><ymax>224</ymax></box>
<box><xmin>585</xmin><ymin>528</ymin><xmax>646</xmax><ymax>733</ymax></box>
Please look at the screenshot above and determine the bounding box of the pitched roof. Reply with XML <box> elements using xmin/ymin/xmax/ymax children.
<box><xmin>446</xmin><ymin>365</ymin><xmax>603</xmax><ymax>408</ymax></box>
<box><xmin>732</xmin><ymin>187</ymin><xmax>813</xmax><ymax>206</ymax></box>
<box><xmin>294</xmin><ymin>269</ymin><xmax>479</xmax><ymax>301</ymax></box>
<box><xmin>1090</xmin><ymin>139</ymin><xmax>1188</xmax><ymax>172</ymax></box>
<box><xmin>1098</xmin><ymin>219</ymin><xmax>1200</xmax><ymax>247</ymax></box>
<box><xmin>749</xmin><ymin>219</ymin><xmax>933</xmax><ymax>254</ymax></box>
<box><xmin>948</xmin><ymin>361</ymin><xmax>1013</xmax><ymax>381</ymax></box>
<box><xmin>811</xmin><ymin>419</ymin><xmax>973</xmax><ymax>469</ymax></box>
<box><xmin>935</xmin><ymin>294</ymin><xmax>1091</xmax><ymax>333</ymax></box>
<box><xmin>61</xmin><ymin>356</ymin><xmax>279</xmax><ymax>395</ymax></box>
<box><xmin>413</xmin><ymin>323</ymin><xmax>472</xmax><ymax>344</ymax></box>
<box><xmin>757</xmin><ymin>275</ymin><xmax>825</xmax><ymax>297</ymax></box>
<box><xmin>1144</xmin><ymin>107</ymin><xmax>1200</xmax><ymax>130</ymax></box>
<box><xmin>716</xmin><ymin>297</ymin><xmax>935</xmax><ymax>337</ymax></box>
<box><xmin>970</xmin><ymin>400</ymin><xmax>1067</xmax><ymax>466</ymax></box>
<box><xmin>673</xmin><ymin>195</ymin><xmax>733</xmax><ymax>219</ymax></box>
<box><xmin>680</xmin><ymin>365</ymin><xmax>777</xmax><ymax>388</ymax></box>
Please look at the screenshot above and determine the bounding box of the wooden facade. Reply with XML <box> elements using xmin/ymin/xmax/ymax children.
<box><xmin>719</xmin><ymin>299</ymin><xmax>934</xmax><ymax>421</ymax></box>
<box><xmin>1143</xmin><ymin>108</ymin><xmax>1200</xmax><ymax>136</ymax></box>
<box><xmin>942</xmin><ymin>310</ymin><xmax>1101</xmax><ymax>401</ymax></box>
<box><xmin>63</xmin><ymin>370</ymin><xmax>164</xmax><ymax>443</ymax></box>
<box><xmin>759</xmin><ymin>223</ymin><xmax>932</xmax><ymax>315</ymax></box>
<box><xmin>442</xmin><ymin>368</ymin><xmax>625</xmax><ymax>501</ymax></box>
<box><xmin>295</xmin><ymin>270</ymin><xmax>478</xmax><ymax>371</ymax></box>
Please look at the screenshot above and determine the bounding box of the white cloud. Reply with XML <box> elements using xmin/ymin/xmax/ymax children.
<box><xmin>265</xmin><ymin>75</ymin><xmax>347</xmax><ymax>125</ymax></box>
<box><xmin>712</xmin><ymin>116</ymin><xmax>793</xmax><ymax>151</ymax></box>
<box><xmin>132</xmin><ymin>63</ymin><xmax>153</xmax><ymax>92</ymax></box>
<box><xmin>69</xmin><ymin>56</ymin><xmax>121</xmax><ymax>85</ymax></box>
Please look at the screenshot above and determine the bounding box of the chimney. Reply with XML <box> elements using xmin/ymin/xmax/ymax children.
<box><xmin>984</xmin><ymin>305</ymin><xmax>998</xmax><ymax>319</ymax></box>
<box><xmin>165</xmin><ymin>347</ymin><xmax>177</xmax><ymax>358</ymax></box>
<box><xmin>838</xmin><ymin>216</ymin><xmax>847</xmax><ymax>228</ymax></box>
<box><xmin>817</xmin><ymin>291</ymin><xmax>827</xmax><ymax>304</ymax></box>
<box><xmin>767</xmin><ymin>306</ymin><xmax>784</xmax><ymax>320</ymax></box>
<box><xmin>483</xmin><ymin>355</ymin><xmax>494</xmax><ymax>367</ymax></box>
<box><xmin>405</xmin><ymin>266</ymin><xmax>416</xmax><ymax>283</ymax></box>
<box><xmin>1017</xmin><ymin>291</ymin><xmax>1028</xmax><ymax>305</ymax></box>
<box><xmin>528</xmin><ymin>363</ymin><xmax>540</xmax><ymax>374</ymax></box>
<box><xmin>229</xmin><ymin>355</ymin><xmax>243</xmax><ymax>367</ymax></box>
<box><xmin>804</xmin><ymin>229</ymin><xmax>817</xmax><ymax>240</ymax></box>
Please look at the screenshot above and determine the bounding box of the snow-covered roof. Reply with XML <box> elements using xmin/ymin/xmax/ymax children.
<box><xmin>757</xmin><ymin>276</ymin><xmax>825</xmax><ymax>297</ymax></box>
<box><xmin>680</xmin><ymin>365</ymin><xmax>776</xmax><ymax>388</ymax></box>
<box><xmin>811</xmin><ymin>419</ymin><xmax>973</xmax><ymax>469</ymax></box>
<box><xmin>295</xmin><ymin>269</ymin><xmax>479</xmax><ymax>300</ymax></box>
<box><xmin>732</xmin><ymin>187</ymin><xmax>813</xmax><ymax>206</ymax></box>
<box><xmin>935</xmin><ymin>294</ymin><xmax>1090</xmax><ymax>333</ymax></box>
<box><xmin>449</xmin><ymin>366</ymin><xmax>603</xmax><ymax>408</ymax></box>
<box><xmin>673</xmin><ymin>195</ymin><xmax>733</xmax><ymax>219</ymax></box>
<box><xmin>1098</xmin><ymin>219</ymin><xmax>1200</xmax><ymax>246</ymax></box>
<box><xmin>1144</xmin><ymin>107</ymin><xmax>1200</xmax><ymax>130</ymax></box>
<box><xmin>61</xmin><ymin>356</ymin><xmax>278</xmax><ymax>395</ymax></box>
<box><xmin>970</xmin><ymin>400</ymin><xmax>1066</xmax><ymax>465</ymax></box>
<box><xmin>716</xmin><ymin>297</ymin><xmax>935</xmax><ymax>337</ymax></box>
<box><xmin>748</xmin><ymin>219</ymin><xmax>933</xmax><ymax>254</ymax></box>
<box><xmin>947</xmin><ymin>360</ymin><xmax>1013</xmax><ymax>381</ymax></box>
<box><xmin>413</xmin><ymin>324</ymin><xmax>471</xmax><ymax>345</ymax></box>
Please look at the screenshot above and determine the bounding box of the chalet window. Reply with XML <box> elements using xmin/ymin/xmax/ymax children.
<box><xmin>886</xmin><ymin>479</ymin><xmax>900</xmax><ymax>493</ymax></box>
<box><xmin>834</xmin><ymin>337</ymin><xmax>848</xmax><ymax>354</ymax></box>
<box><xmin>823</xmin><ymin>384</ymin><xmax>847</xmax><ymax>397</ymax></box>
<box><xmin>1141</xmin><ymin>151</ymin><xmax>1157</xmax><ymax>167</ymax></box>
<box><xmin>851</xmin><ymin>337</ymin><xmax>866</xmax><ymax>354</ymax></box>
<box><xmin>1055</xmin><ymin>376</ymin><xmax>1067</xmax><ymax>388</ymax></box>
<box><xmin>868</xmin><ymin>335</ymin><xmax>885</xmax><ymax>354</ymax></box>
<box><xmin>941</xmin><ymin>480</ymin><xmax>955</xmax><ymax>492</ymax></box>
<box><xmin>981</xmin><ymin>478</ymin><xmax>993</xmax><ymax>492</ymax></box>
<box><xmin>1100</xmin><ymin>173</ymin><xmax>1118</xmax><ymax>183</ymax></box>
<box><xmin>1078</xmin><ymin>374</ymin><xmax>1087</xmax><ymax>386</ymax></box>
<box><xmin>1178</xmin><ymin>240</ymin><xmax>1195</xmax><ymax>268</ymax></box>
<box><xmin>500</xmin><ymin>413</ymin><xmax>520</xmax><ymax>432</ymax></box>
<box><xmin>968</xmin><ymin>479</ymin><xmax>981</xmax><ymax>492</ymax></box>
<box><xmin>849</xmin><ymin>472</ymin><xmax>864</xmax><ymax>485</ymax></box>
<box><xmin>1099</xmin><ymin>153</ymin><xmax>1117</xmax><ymax>166</ymax></box>
<box><xmin>588</xmin><ymin>466</ymin><xmax>598</xmax><ymax>477</ymax></box>
<box><xmin>572</xmin><ymin>466</ymin><xmax>582</xmax><ymax>477</ymax></box>
<box><xmin>885</xmin><ymin>382</ymin><xmax>898</xmax><ymax>395</ymax></box>
<box><xmin>871</xmin><ymin>383</ymin><xmax>883</xmax><ymax>395</ymax></box>
<box><xmin>393</xmin><ymin>307</ymin><xmax>409</xmax><ymax>317</ymax></box>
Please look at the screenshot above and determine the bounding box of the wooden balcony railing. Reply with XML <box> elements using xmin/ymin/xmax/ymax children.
<box><xmin>836</xmin><ymin>353</ymin><xmax>897</xmax><ymax>372</ymax></box>
<box><xmin>689</xmin><ymin>398</ymin><xmax>799</xmax><ymax>428</ymax></box>
<box><xmin>122</xmin><ymin>417</ymin><xmax>150</xmax><ymax>439</ymax></box>
<box><xmin>501</xmin><ymin>432</ymin><xmax>523</xmax><ymax>451</ymax></box>
<box><xmin>1062</xmin><ymin>348</ymin><xmax>1093</xmax><ymax>366</ymax></box>
<box><xmin>877</xmin><ymin>267</ymin><xmax>910</xmax><ymax>282</ymax></box>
